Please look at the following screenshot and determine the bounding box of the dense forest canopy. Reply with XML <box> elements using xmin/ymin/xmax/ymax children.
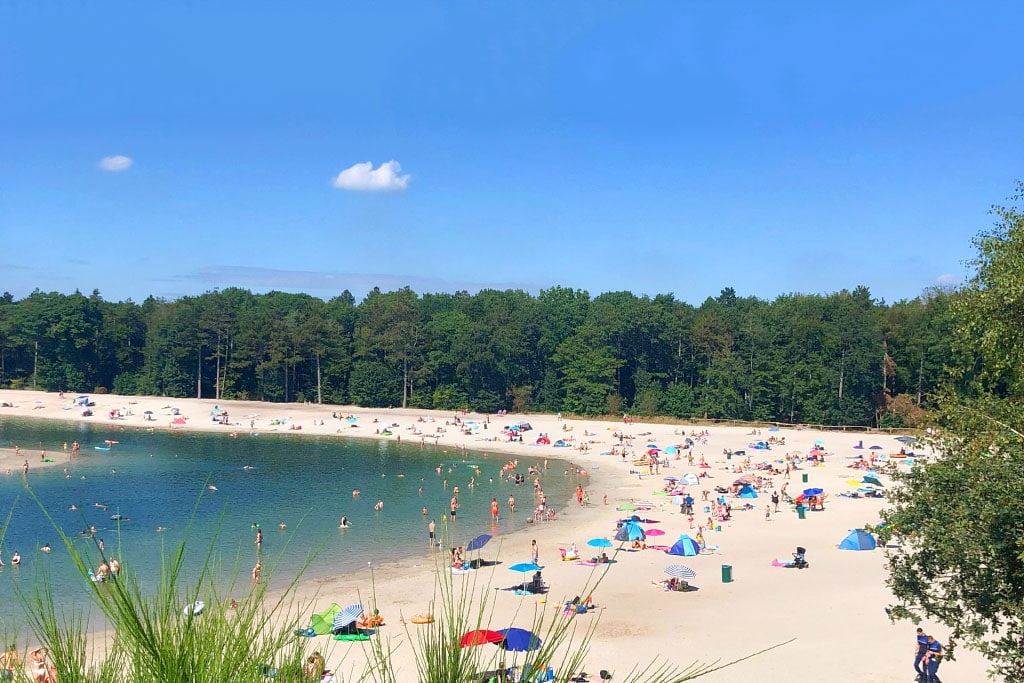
<box><xmin>0</xmin><ymin>282</ymin><xmax>970</xmax><ymax>427</ymax></box>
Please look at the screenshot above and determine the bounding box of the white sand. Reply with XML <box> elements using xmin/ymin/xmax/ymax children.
<box><xmin>0</xmin><ymin>390</ymin><xmax>991</xmax><ymax>681</ymax></box>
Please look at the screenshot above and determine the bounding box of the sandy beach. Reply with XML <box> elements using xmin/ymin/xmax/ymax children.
<box><xmin>0</xmin><ymin>389</ymin><xmax>991</xmax><ymax>682</ymax></box>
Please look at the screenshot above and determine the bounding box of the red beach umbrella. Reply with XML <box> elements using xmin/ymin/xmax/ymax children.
<box><xmin>460</xmin><ymin>630</ymin><xmax>505</xmax><ymax>648</ymax></box>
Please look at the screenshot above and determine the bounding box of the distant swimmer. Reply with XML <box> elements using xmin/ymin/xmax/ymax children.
<box><xmin>208</xmin><ymin>485</ymin><xmax>218</xmax><ymax>491</ymax></box>
<box><xmin>243</xmin><ymin>466</ymin><xmax>254</xmax><ymax>471</ymax></box>
<box><xmin>339</xmin><ymin>515</ymin><xmax>350</xmax><ymax>528</ymax></box>
<box><xmin>156</xmin><ymin>527</ymin><xmax>165</xmax><ymax>532</ymax></box>
<box><xmin>41</xmin><ymin>543</ymin><xmax>51</xmax><ymax>553</ymax></box>
<box><xmin>279</xmin><ymin>521</ymin><xmax>287</xmax><ymax>529</ymax></box>
<box><xmin>352</xmin><ymin>489</ymin><xmax>360</xmax><ymax>497</ymax></box>
<box><xmin>69</xmin><ymin>504</ymin><xmax>77</xmax><ymax>511</ymax></box>
<box><xmin>374</xmin><ymin>500</ymin><xmax>384</xmax><ymax>511</ymax></box>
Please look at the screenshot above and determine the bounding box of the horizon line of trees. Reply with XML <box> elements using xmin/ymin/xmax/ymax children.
<box><xmin>0</xmin><ymin>282</ymin><xmax>973</xmax><ymax>427</ymax></box>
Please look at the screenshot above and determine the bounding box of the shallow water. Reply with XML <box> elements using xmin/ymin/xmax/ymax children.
<box><xmin>0</xmin><ymin>417</ymin><xmax>572</xmax><ymax>628</ymax></box>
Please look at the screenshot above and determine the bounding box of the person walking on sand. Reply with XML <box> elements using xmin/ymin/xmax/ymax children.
<box><xmin>531</xmin><ymin>539</ymin><xmax>539</xmax><ymax>565</ymax></box>
<box><xmin>913</xmin><ymin>627</ymin><xmax>929</xmax><ymax>680</ymax></box>
<box><xmin>771</xmin><ymin>490</ymin><xmax>780</xmax><ymax>513</ymax></box>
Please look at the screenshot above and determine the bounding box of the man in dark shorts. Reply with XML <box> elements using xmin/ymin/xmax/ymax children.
<box><xmin>428</xmin><ymin>519</ymin><xmax>436</xmax><ymax>548</ymax></box>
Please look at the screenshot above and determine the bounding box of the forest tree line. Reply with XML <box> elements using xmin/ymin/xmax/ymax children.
<box><xmin>0</xmin><ymin>282</ymin><xmax>971</xmax><ymax>427</ymax></box>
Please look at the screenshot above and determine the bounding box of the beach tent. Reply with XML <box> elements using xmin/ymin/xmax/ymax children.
<box><xmin>310</xmin><ymin>603</ymin><xmax>342</xmax><ymax>635</ymax></box>
<box><xmin>839</xmin><ymin>529</ymin><xmax>877</xmax><ymax>551</ymax></box>
<box><xmin>680</xmin><ymin>472</ymin><xmax>700</xmax><ymax>487</ymax></box>
<box><xmin>738</xmin><ymin>485</ymin><xmax>758</xmax><ymax>498</ymax></box>
<box><xmin>667</xmin><ymin>534</ymin><xmax>700</xmax><ymax>557</ymax></box>
<box><xmin>614</xmin><ymin>521</ymin><xmax>645</xmax><ymax>542</ymax></box>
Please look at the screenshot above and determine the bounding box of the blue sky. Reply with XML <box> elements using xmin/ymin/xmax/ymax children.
<box><xmin>2</xmin><ymin>2</ymin><xmax>1022</xmax><ymax>305</ymax></box>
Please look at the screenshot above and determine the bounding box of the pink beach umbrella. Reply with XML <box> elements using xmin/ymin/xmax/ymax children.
<box><xmin>645</xmin><ymin>528</ymin><xmax>666</xmax><ymax>537</ymax></box>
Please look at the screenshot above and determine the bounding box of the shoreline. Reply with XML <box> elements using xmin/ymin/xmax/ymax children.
<box><xmin>0</xmin><ymin>389</ymin><xmax>991</xmax><ymax>681</ymax></box>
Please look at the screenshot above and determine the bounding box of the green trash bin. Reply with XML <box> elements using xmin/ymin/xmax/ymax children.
<box><xmin>721</xmin><ymin>564</ymin><xmax>733</xmax><ymax>583</ymax></box>
<box><xmin>801</xmin><ymin>473</ymin><xmax>808</xmax><ymax>483</ymax></box>
<box><xmin>726</xmin><ymin>452</ymin><xmax>732</xmax><ymax>460</ymax></box>
<box><xmin>797</xmin><ymin>505</ymin><xmax>806</xmax><ymax>520</ymax></box>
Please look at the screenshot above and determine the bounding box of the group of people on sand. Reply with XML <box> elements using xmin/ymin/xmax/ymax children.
<box><xmin>1</xmin><ymin>644</ymin><xmax>57</xmax><ymax>683</ymax></box>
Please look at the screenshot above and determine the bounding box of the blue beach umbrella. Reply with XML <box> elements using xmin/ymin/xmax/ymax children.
<box><xmin>509</xmin><ymin>562</ymin><xmax>541</xmax><ymax>574</ymax></box>
<box><xmin>664</xmin><ymin>446</ymin><xmax>678</xmax><ymax>455</ymax></box>
<box><xmin>587</xmin><ymin>538</ymin><xmax>613</xmax><ymax>548</ymax></box>
<box><xmin>497</xmin><ymin>627</ymin><xmax>542</xmax><ymax>652</ymax></box>
<box><xmin>466</xmin><ymin>534</ymin><xmax>492</xmax><ymax>552</ymax></box>
<box><xmin>332</xmin><ymin>604</ymin><xmax>364</xmax><ymax>632</ymax></box>
<box><xmin>802</xmin><ymin>488</ymin><xmax>824</xmax><ymax>497</ymax></box>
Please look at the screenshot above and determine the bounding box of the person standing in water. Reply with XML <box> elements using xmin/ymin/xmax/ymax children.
<box><xmin>428</xmin><ymin>519</ymin><xmax>436</xmax><ymax>549</ymax></box>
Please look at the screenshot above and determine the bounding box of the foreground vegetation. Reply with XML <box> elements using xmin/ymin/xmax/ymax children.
<box><xmin>1</xmin><ymin>499</ymin><xmax>778</xmax><ymax>682</ymax></box>
<box><xmin>879</xmin><ymin>183</ymin><xmax>1024</xmax><ymax>682</ymax></box>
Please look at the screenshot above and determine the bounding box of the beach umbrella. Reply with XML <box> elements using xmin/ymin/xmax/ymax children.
<box><xmin>466</xmin><ymin>534</ymin><xmax>492</xmax><ymax>552</ymax></box>
<box><xmin>680</xmin><ymin>473</ymin><xmax>700</xmax><ymax>486</ymax></box>
<box><xmin>862</xmin><ymin>475</ymin><xmax>884</xmax><ymax>488</ymax></box>
<box><xmin>645</xmin><ymin>528</ymin><xmax>665</xmax><ymax>537</ymax></box>
<box><xmin>496</xmin><ymin>627</ymin><xmax>541</xmax><ymax>652</ymax></box>
<box><xmin>332</xmin><ymin>604</ymin><xmax>364</xmax><ymax>632</ymax></box>
<box><xmin>813</xmin><ymin>439</ymin><xmax>825</xmax><ymax>446</ymax></box>
<box><xmin>664</xmin><ymin>476</ymin><xmax>679</xmax><ymax>482</ymax></box>
<box><xmin>509</xmin><ymin>562</ymin><xmax>541</xmax><ymax>574</ymax></box>
<box><xmin>460</xmin><ymin>630</ymin><xmax>505</xmax><ymax>648</ymax></box>
<box><xmin>616</xmin><ymin>502</ymin><xmax>637</xmax><ymax>511</ymax></box>
<box><xmin>587</xmin><ymin>538</ymin><xmax>613</xmax><ymax>548</ymax></box>
<box><xmin>646</xmin><ymin>448</ymin><xmax>660</xmax><ymax>456</ymax></box>
<box><xmin>664</xmin><ymin>446</ymin><xmax>678</xmax><ymax>455</ymax></box>
<box><xmin>803</xmin><ymin>487</ymin><xmax>824</xmax><ymax>497</ymax></box>
<box><xmin>664</xmin><ymin>564</ymin><xmax>696</xmax><ymax>579</ymax></box>
<box><xmin>646</xmin><ymin>443</ymin><xmax>658</xmax><ymax>449</ymax></box>
<box><xmin>869</xmin><ymin>445</ymin><xmax>884</xmax><ymax>450</ymax></box>
<box><xmin>846</xmin><ymin>479</ymin><xmax>865</xmax><ymax>487</ymax></box>
<box><xmin>143</xmin><ymin>410</ymin><xmax>154</xmax><ymax>415</ymax></box>
<box><xmin>895</xmin><ymin>436</ymin><xmax>917</xmax><ymax>444</ymax></box>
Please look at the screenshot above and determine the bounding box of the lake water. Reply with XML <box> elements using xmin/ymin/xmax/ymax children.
<box><xmin>0</xmin><ymin>417</ymin><xmax>573</xmax><ymax>628</ymax></box>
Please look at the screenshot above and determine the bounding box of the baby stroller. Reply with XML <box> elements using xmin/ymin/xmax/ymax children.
<box><xmin>791</xmin><ymin>546</ymin><xmax>809</xmax><ymax>569</ymax></box>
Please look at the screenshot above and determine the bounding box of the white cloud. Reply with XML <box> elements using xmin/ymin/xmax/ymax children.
<box><xmin>98</xmin><ymin>155</ymin><xmax>133</xmax><ymax>172</ymax></box>
<box><xmin>332</xmin><ymin>160</ymin><xmax>410</xmax><ymax>191</ymax></box>
<box><xmin>935</xmin><ymin>273</ymin><xmax>962</xmax><ymax>287</ymax></box>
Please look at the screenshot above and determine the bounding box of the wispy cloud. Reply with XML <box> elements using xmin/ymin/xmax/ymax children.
<box><xmin>332</xmin><ymin>160</ymin><xmax>410</xmax><ymax>191</ymax></box>
<box><xmin>98</xmin><ymin>155</ymin><xmax>133</xmax><ymax>172</ymax></box>
<box><xmin>935</xmin><ymin>273</ymin><xmax>962</xmax><ymax>287</ymax></box>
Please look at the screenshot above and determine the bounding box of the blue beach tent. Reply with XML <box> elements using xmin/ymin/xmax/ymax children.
<box><xmin>838</xmin><ymin>529</ymin><xmax>876</xmax><ymax>551</ymax></box>
<box><xmin>667</xmin><ymin>534</ymin><xmax>700</xmax><ymax>557</ymax></box>
<box><xmin>738</xmin><ymin>485</ymin><xmax>758</xmax><ymax>498</ymax></box>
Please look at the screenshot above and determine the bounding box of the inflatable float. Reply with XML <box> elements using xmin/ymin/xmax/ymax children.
<box><xmin>409</xmin><ymin>614</ymin><xmax>433</xmax><ymax>624</ymax></box>
<box><xmin>184</xmin><ymin>600</ymin><xmax>205</xmax><ymax>616</ymax></box>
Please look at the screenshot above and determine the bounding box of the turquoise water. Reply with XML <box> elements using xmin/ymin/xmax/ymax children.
<box><xmin>0</xmin><ymin>417</ymin><xmax>574</xmax><ymax>625</ymax></box>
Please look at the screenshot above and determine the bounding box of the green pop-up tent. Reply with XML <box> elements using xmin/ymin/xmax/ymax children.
<box><xmin>310</xmin><ymin>603</ymin><xmax>342</xmax><ymax>635</ymax></box>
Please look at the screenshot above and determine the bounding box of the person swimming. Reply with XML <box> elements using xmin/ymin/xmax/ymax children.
<box><xmin>339</xmin><ymin>515</ymin><xmax>350</xmax><ymax>528</ymax></box>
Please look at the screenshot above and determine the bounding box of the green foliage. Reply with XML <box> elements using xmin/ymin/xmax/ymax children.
<box><xmin>879</xmin><ymin>183</ymin><xmax>1024</xmax><ymax>682</ymax></box>
<box><xmin>877</xmin><ymin>395</ymin><xmax>1024</xmax><ymax>681</ymax></box>
<box><xmin>0</xmin><ymin>280</ymin><xmax>963</xmax><ymax>425</ymax></box>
